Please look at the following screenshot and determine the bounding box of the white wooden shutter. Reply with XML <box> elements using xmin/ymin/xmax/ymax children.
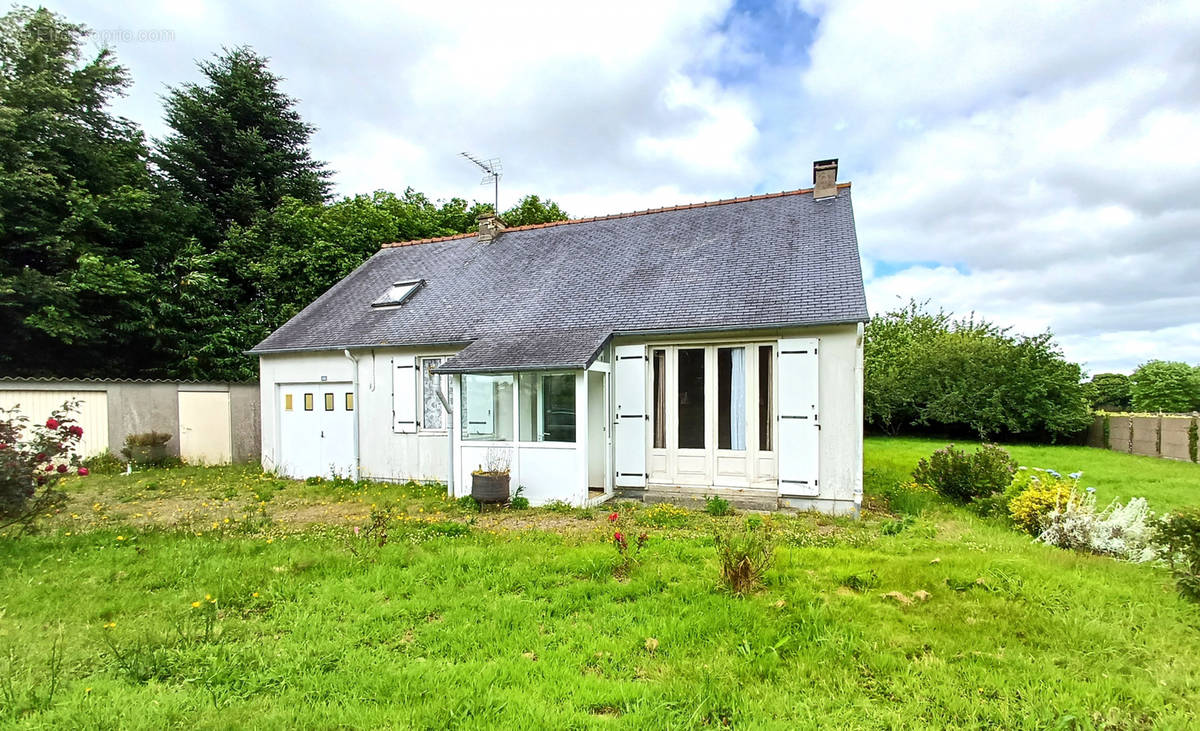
<box><xmin>392</xmin><ymin>355</ymin><xmax>417</xmax><ymax>433</ymax></box>
<box><xmin>613</xmin><ymin>344</ymin><xmax>647</xmax><ymax>487</ymax></box>
<box><xmin>778</xmin><ymin>337</ymin><xmax>819</xmax><ymax>496</ymax></box>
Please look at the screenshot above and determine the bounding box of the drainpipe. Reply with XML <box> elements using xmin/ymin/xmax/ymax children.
<box><xmin>343</xmin><ymin>350</ymin><xmax>361</xmax><ymax>481</ymax></box>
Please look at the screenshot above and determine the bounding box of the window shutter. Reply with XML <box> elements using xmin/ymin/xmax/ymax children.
<box><xmin>613</xmin><ymin>344</ymin><xmax>647</xmax><ymax>487</ymax></box>
<box><xmin>393</xmin><ymin>355</ymin><xmax>417</xmax><ymax>433</ymax></box>
<box><xmin>778</xmin><ymin>337</ymin><xmax>819</xmax><ymax>496</ymax></box>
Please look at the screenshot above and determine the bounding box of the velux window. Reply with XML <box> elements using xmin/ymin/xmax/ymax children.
<box><xmin>371</xmin><ymin>279</ymin><xmax>423</xmax><ymax>308</ymax></box>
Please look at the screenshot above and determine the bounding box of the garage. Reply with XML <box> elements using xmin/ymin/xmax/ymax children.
<box><xmin>277</xmin><ymin>382</ymin><xmax>355</xmax><ymax>478</ymax></box>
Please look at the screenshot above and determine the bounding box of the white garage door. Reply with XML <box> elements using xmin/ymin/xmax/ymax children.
<box><xmin>178</xmin><ymin>391</ymin><xmax>232</xmax><ymax>464</ymax></box>
<box><xmin>0</xmin><ymin>389</ymin><xmax>109</xmax><ymax>458</ymax></box>
<box><xmin>278</xmin><ymin>383</ymin><xmax>355</xmax><ymax>479</ymax></box>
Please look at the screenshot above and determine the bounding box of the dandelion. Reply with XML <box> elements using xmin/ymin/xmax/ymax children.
<box><xmin>116</xmin><ymin>536</ymin><xmax>125</xmax><ymax>541</ymax></box>
<box><xmin>205</xmin><ymin>594</ymin><xmax>212</xmax><ymax>600</ymax></box>
<box><xmin>191</xmin><ymin>601</ymin><xmax>201</xmax><ymax>608</ymax></box>
<box><xmin>103</xmin><ymin>621</ymin><xmax>116</xmax><ymax>629</ymax></box>
<box><xmin>252</xmin><ymin>592</ymin><xmax>259</xmax><ymax>598</ymax></box>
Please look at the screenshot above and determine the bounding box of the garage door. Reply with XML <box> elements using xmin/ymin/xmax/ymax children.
<box><xmin>178</xmin><ymin>391</ymin><xmax>232</xmax><ymax>464</ymax></box>
<box><xmin>0</xmin><ymin>389</ymin><xmax>109</xmax><ymax>458</ymax></box>
<box><xmin>278</xmin><ymin>383</ymin><xmax>355</xmax><ymax>479</ymax></box>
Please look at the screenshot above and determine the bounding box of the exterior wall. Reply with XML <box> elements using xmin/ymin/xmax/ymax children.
<box><xmin>259</xmin><ymin>347</ymin><xmax>455</xmax><ymax>483</ymax></box>
<box><xmin>1086</xmin><ymin>412</ymin><xmax>1199</xmax><ymax>464</ymax></box>
<box><xmin>614</xmin><ymin>322</ymin><xmax>864</xmax><ymax>513</ymax></box>
<box><xmin>0</xmin><ymin>379</ymin><xmax>258</xmax><ymax>462</ymax></box>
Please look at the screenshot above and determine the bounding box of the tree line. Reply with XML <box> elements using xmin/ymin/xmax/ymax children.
<box><xmin>0</xmin><ymin>7</ymin><xmax>567</xmax><ymax>381</ymax></box>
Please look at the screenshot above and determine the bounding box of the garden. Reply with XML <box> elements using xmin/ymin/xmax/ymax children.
<box><xmin>1</xmin><ymin>404</ymin><xmax>1199</xmax><ymax>727</ymax></box>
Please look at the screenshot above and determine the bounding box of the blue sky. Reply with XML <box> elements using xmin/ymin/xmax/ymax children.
<box><xmin>43</xmin><ymin>0</ymin><xmax>1200</xmax><ymax>374</ymax></box>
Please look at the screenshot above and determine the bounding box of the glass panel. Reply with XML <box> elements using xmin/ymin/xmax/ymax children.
<box><xmin>284</xmin><ymin>394</ymin><xmax>293</xmax><ymax>411</ymax></box>
<box><xmin>677</xmin><ymin>348</ymin><xmax>705</xmax><ymax>449</ymax></box>
<box><xmin>519</xmin><ymin>373</ymin><xmax>576</xmax><ymax>442</ymax></box>
<box><xmin>461</xmin><ymin>374</ymin><xmax>513</xmax><ymax>441</ymax></box>
<box><xmin>422</xmin><ymin>358</ymin><xmax>446</xmax><ymax>429</ymax></box>
<box><xmin>304</xmin><ymin>393</ymin><xmax>313</xmax><ymax>411</ymax></box>
<box><xmin>324</xmin><ymin>393</ymin><xmax>335</xmax><ymax>411</ymax></box>
<box><xmin>759</xmin><ymin>345</ymin><xmax>773</xmax><ymax>451</ymax></box>
<box><xmin>652</xmin><ymin>349</ymin><xmax>666</xmax><ymax>449</ymax></box>
<box><xmin>718</xmin><ymin>347</ymin><xmax>746</xmax><ymax>451</ymax></box>
<box><xmin>345</xmin><ymin>393</ymin><xmax>354</xmax><ymax>411</ymax></box>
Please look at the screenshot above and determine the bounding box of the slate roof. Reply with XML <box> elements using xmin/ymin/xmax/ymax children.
<box><xmin>249</xmin><ymin>184</ymin><xmax>868</xmax><ymax>370</ymax></box>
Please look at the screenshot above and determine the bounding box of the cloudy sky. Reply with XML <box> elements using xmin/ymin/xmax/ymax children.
<box><xmin>44</xmin><ymin>0</ymin><xmax>1200</xmax><ymax>374</ymax></box>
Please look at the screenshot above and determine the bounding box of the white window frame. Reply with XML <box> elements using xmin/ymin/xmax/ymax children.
<box><xmin>518</xmin><ymin>370</ymin><xmax>578</xmax><ymax>444</ymax></box>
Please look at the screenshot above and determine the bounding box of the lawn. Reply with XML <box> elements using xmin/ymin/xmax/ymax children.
<box><xmin>0</xmin><ymin>442</ymin><xmax>1197</xmax><ymax>728</ymax></box>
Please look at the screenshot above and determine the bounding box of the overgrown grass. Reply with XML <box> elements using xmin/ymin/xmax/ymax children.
<box><xmin>0</xmin><ymin>444</ymin><xmax>1196</xmax><ymax>726</ymax></box>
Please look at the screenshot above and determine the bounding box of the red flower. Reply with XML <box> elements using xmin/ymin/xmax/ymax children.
<box><xmin>608</xmin><ymin>512</ymin><xmax>619</xmax><ymax>522</ymax></box>
<box><xmin>0</xmin><ymin>443</ymin><xmax>7</xmax><ymax>450</ymax></box>
<box><xmin>35</xmin><ymin>452</ymin><xmax>47</xmax><ymax>462</ymax></box>
<box><xmin>56</xmin><ymin>464</ymin><xmax>68</xmax><ymax>473</ymax></box>
<box><xmin>44</xmin><ymin>464</ymin><xmax>54</xmax><ymax>472</ymax></box>
<box><xmin>68</xmin><ymin>425</ymin><xmax>83</xmax><ymax>437</ymax></box>
<box><xmin>45</xmin><ymin>418</ymin><xmax>59</xmax><ymax>429</ymax></box>
<box><xmin>78</xmin><ymin>467</ymin><xmax>90</xmax><ymax>476</ymax></box>
<box><xmin>613</xmin><ymin>531</ymin><xmax>624</xmax><ymax>542</ymax></box>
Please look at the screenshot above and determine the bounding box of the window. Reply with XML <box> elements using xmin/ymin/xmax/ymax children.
<box><xmin>284</xmin><ymin>394</ymin><xmax>293</xmax><ymax>411</ymax></box>
<box><xmin>345</xmin><ymin>393</ymin><xmax>354</xmax><ymax>411</ymax></box>
<box><xmin>652</xmin><ymin>349</ymin><xmax>666</xmax><ymax>449</ymax></box>
<box><xmin>718</xmin><ymin>347</ymin><xmax>746</xmax><ymax>451</ymax></box>
<box><xmin>519</xmin><ymin>373</ymin><xmax>576</xmax><ymax>442</ymax></box>
<box><xmin>461</xmin><ymin>374</ymin><xmax>513</xmax><ymax>441</ymax></box>
<box><xmin>324</xmin><ymin>393</ymin><xmax>335</xmax><ymax>411</ymax></box>
<box><xmin>421</xmin><ymin>358</ymin><xmax>450</xmax><ymax>430</ymax></box>
<box><xmin>677</xmin><ymin>348</ymin><xmax>705</xmax><ymax>449</ymax></box>
<box><xmin>371</xmin><ymin>279</ymin><xmax>423</xmax><ymax>308</ymax></box>
<box><xmin>759</xmin><ymin>345</ymin><xmax>773</xmax><ymax>451</ymax></box>
<box><xmin>304</xmin><ymin>393</ymin><xmax>314</xmax><ymax>411</ymax></box>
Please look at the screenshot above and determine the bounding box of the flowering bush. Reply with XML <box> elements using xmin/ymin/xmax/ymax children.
<box><xmin>1037</xmin><ymin>490</ymin><xmax>1157</xmax><ymax>563</ymax></box>
<box><xmin>0</xmin><ymin>401</ymin><xmax>86</xmax><ymax>528</ymax></box>
<box><xmin>607</xmin><ymin>511</ymin><xmax>648</xmax><ymax>578</ymax></box>
<box><xmin>912</xmin><ymin>443</ymin><xmax>1017</xmax><ymax>503</ymax></box>
<box><xmin>1007</xmin><ymin>469</ymin><xmax>1080</xmax><ymax>534</ymax></box>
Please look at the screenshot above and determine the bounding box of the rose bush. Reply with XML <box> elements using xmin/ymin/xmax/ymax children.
<box><xmin>0</xmin><ymin>400</ymin><xmax>87</xmax><ymax>529</ymax></box>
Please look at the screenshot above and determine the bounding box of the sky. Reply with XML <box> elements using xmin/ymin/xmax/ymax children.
<box><xmin>41</xmin><ymin>0</ymin><xmax>1200</xmax><ymax>374</ymax></box>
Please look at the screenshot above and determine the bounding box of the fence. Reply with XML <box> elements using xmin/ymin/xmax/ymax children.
<box><xmin>1085</xmin><ymin>412</ymin><xmax>1199</xmax><ymax>464</ymax></box>
<box><xmin>0</xmin><ymin>378</ymin><xmax>259</xmax><ymax>464</ymax></box>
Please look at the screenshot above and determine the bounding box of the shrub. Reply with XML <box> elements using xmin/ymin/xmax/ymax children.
<box><xmin>0</xmin><ymin>401</ymin><xmax>86</xmax><ymax>530</ymax></box>
<box><xmin>1007</xmin><ymin>469</ymin><xmax>1079</xmax><ymax>534</ymax></box>
<box><xmin>1037</xmin><ymin>491</ymin><xmax>1156</xmax><ymax>563</ymax></box>
<box><xmin>455</xmin><ymin>495</ymin><xmax>480</xmax><ymax>513</ymax></box>
<box><xmin>704</xmin><ymin>495</ymin><xmax>733</xmax><ymax>516</ymax></box>
<box><xmin>82</xmin><ymin>450</ymin><xmax>124</xmax><ymax>475</ymax></box>
<box><xmin>1152</xmin><ymin>509</ymin><xmax>1200</xmax><ymax>601</ymax></box>
<box><xmin>713</xmin><ymin>522</ymin><xmax>776</xmax><ymax>595</ymax></box>
<box><xmin>1189</xmin><ymin>418</ymin><xmax>1198</xmax><ymax>464</ymax></box>
<box><xmin>912</xmin><ymin>443</ymin><xmax>1017</xmax><ymax>503</ymax></box>
<box><xmin>508</xmin><ymin>485</ymin><xmax>529</xmax><ymax>510</ymax></box>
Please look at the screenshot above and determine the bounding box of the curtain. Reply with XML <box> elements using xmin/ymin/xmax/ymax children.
<box><xmin>730</xmin><ymin>347</ymin><xmax>746</xmax><ymax>450</ymax></box>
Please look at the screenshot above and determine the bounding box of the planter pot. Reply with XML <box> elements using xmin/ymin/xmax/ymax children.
<box><xmin>129</xmin><ymin>444</ymin><xmax>168</xmax><ymax>465</ymax></box>
<box><xmin>471</xmin><ymin>472</ymin><xmax>511</xmax><ymax>504</ymax></box>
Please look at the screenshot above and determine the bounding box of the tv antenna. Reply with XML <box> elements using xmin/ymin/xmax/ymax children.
<box><xmin>460</xmin><ymin>152</ymin><xmax>502</xmax><ymax>213</ymax></box>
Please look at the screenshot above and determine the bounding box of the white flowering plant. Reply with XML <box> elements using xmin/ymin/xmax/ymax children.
<box><xmin>1037</xmin><ymin>487</ymin><xmax>1157</xmax><ymax>563</ymax></box>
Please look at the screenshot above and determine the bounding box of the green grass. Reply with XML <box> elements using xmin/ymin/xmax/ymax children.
<box><xmin>0</xmin><ymin>443</ymin><xmax>1197</xmax><ymax>727</ymax></box>
<box><xmin>868</xmin><ymin>436</ymin><xmax>1200</xmax><ymax>514</ymax></box>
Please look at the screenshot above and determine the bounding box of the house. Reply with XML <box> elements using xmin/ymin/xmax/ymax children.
<box><xmin>249</xmin><ymin>159</ymin><xmax>868</xmax><ymax>514</ymax></box>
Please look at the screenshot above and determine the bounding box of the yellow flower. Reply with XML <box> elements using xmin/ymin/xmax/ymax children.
<box><xmin>205</xmin><ymin>594</ymin><xmax>212</xmax><ymax>600</ymax></box>
<box><xmin>252</xmin><ymin>592</ymin><xmax>259</xmax><ymax>598</ymax></box>
<box><xmin>103</xmin><ymin>621</ymin><xmax>116</xmax><ymax>629</ymax></box>
<box><xmin>191</xmin><ymin>601</ymin><xmax>201</xmax><ymax>608</ymax></box>
<box><xmin>116</xmin><ymin>536</ymin><xmax>125</xmax><ymax>541</ymax></box>
<box><xmin>85</xmin><ymin>687</ymin><xmax>92</xmax><ymax>694</ymax></box>
<box><xmin>266</xmin><ymin>538</ymin><xmax>274</xmax><ymax>544</ymax></box>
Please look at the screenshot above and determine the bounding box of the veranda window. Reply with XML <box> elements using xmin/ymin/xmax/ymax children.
<box><xmin>461</xmin><ymin>374</ymin><xmax>513</xmax><ymax>441</ymax></box>
<box><xmin>519</xmin><ymin>372</ymin><xmax>576</xmax><ymax>443</ymax></box>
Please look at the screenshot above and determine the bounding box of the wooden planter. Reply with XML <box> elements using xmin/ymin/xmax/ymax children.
<box><xmin>471</xmin><ymin>472</ymin><xmax>511</xmax><ymax>504</ymax></box>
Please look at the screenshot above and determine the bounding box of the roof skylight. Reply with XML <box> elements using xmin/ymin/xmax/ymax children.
<box><xmin>372</xmin><ymin>279</ymin><xmax>423</xmax><ymax>308</ymax></box>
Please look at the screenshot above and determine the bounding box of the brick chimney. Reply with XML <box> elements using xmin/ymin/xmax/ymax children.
<box><xmin>476</xmin><ymin>212</ymin><xmax>506</xmax><ymax>243</ymax></box>
<box><xmin>813</xmin><ymin>158</ymin><xmax>839</xmax><ymax>200</ymax></box>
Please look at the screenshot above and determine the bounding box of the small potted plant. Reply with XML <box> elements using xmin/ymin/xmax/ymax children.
<box><xmin>471</xmin><ymin>448</ymin><xmax>511</xmax><ymax>505</ymax></box>
<box><xmin>122</xmin><ymin>431</ymin><xmax>172</xmax><ymax>465</ymax></box>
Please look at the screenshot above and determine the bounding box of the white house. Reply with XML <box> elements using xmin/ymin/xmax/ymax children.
<box><xmin>250</xmin><ymin>159</ymin><xmax>868</xmax><ymax>514</ymax></box>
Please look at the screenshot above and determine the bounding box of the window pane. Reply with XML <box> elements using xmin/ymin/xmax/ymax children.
<box><xmin>759</xmin><ymin>345</ymin><xmax>773</xmax><ymax>451</ymax></box>
<box><xmin>285</xmin><ymin>394</ymin><xmax>293</xmax><ymax>411</ymax></box>
<box><xmin>652</xmin><ymin>349</ymin><xmax>666</xmax><ymax>449</ymax></box>
<box><xmin>677</xmin><ymin>348</ymin><xmax>705</xmax><ymax>449</ymax></box>
<box><xmin>422</xmin><ymin>359</ymin><xmax>446</xmax><ymax>429</ymax></box>
<box><xmin>324</xmin><ymin>393</ymin><xmax>335</xmax><ymax>411</ymax></box>
<box><xmin>345</xmin><ymin>393</ymin><xmax>354</xmax><ymax>411</ymax></box>
<box><xmin>304</xmin><ymin>393</ymin><xmax>313</xmax><ymax>411</ymax></box>
<box><xmin>519</xmin><ymin>373</ymin><xmax>576</xmax><ymax>442</ymax></box>
<box><xmin>718</xmin><ymin>347</ymin><xmax>746</xmax><ymax>451</ymax></box>
<box><xmin>461</xmin><ymin>374</ymin><xmax>513</xmax><ymax>441</ymax></box>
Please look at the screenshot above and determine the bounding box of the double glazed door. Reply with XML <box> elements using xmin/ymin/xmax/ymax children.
<box><xmin>647</xmin><ymin>344</ymin><xmax>776</xmax><ymax>488</ymax></box>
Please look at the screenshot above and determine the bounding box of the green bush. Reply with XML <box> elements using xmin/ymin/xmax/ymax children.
<box><xmin>1189</xmin><ymin>419</ymin><xmax>1198</xmax><ymax>464</ymax></box>
<box><xmin>1131</xmin><ymin>360</ymin><xmax>1200</xmax><ymax>413</ymax></box>
<box><xmin>1153</xmin><ymin>509</ymin><xmax>1200</xmax><ymax>601</ymax></box>
<box><xmin>508</xmin><ymin>485</ymin><xmax>529</xmax><ymax>510</ymax></box>
<box><xmin>912</xmin><ymin>443</ymin><xmax>1017</xmax><ymax>503</ymax></box>
<box><xmin>1007</xmin><ymin>470</ymin><xmax>1076</xmax><ymax>534</ymax></box>
<box><xmin>713</xmin><ymin>523</ymin><xmax>775</xmax><ymax>595</ymax></box>
<box><xmin>82</xmin><ymin>450</ymin><xmax>125</xmax><ymax>475</ymax></box>
<box><xmin>704</xmin><ymin>495</ymin><xmax>733</xmax><ymax>516</ymax></box>
<box><xmin>455</xmin><ymin>495</ymin><xmax>480</xmax><ymax>513</ymax></box>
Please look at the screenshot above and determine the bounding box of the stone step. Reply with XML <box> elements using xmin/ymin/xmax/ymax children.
<box><xmin>614</xmin><ymin>486</ymin><xmax>778</xmax><ymax>512</ymax></box>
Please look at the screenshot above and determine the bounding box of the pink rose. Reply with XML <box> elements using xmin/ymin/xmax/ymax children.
<box><xmin>78</xmin><ymin>467</ymin><xmax>90</xmax><ymax>476</ymax></box>
<box><xmin>45</xmin><ymin>418</ymin><xmax>59</xmax><ymax>429</ymax></box>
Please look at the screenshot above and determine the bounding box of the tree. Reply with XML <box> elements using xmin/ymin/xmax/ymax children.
<box><xmin>1087</xmin><ymin>373</ymin><xmax>1133</xmax><ymax>410</ymax></box>
<box><xmin>156</xmin><ymin>46</ymin><xmax>330</xmax><ymax>238</ymax></box>
<box><xmin>501</xmin><ymin>194</ymin><xmax>569</xmax><ymax>227</ymax></box>
<box><xmin>1130</xmin><ymin>361</ymin><xmax>1200</xmax><ymax>413</ymax></box>
<box><xmin>0</xmin><ymin>7</ymin><xmax>178</xmax><ymax>377</ymax></box>
<box><xmin>864</xmin><ymin>300</ymin><xmax>1092</xmax><ymax>440</ymax></box>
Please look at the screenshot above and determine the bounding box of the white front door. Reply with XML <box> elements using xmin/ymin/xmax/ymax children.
<box><xmin>278</xmin><ymin>383</ymin><xmax>355</xmax><ymax>478</ymax></box>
